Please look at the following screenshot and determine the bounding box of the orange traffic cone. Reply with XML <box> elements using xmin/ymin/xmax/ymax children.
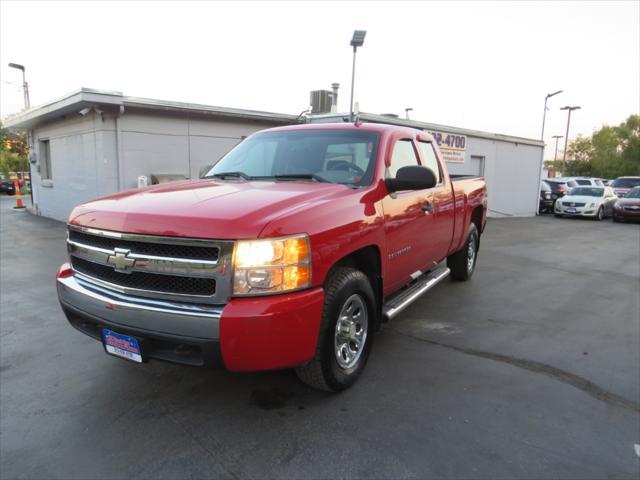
<box><xmin>13</xmin><ymin>180</ymin><xmax>25</xmax><ymax>209</ymax></box>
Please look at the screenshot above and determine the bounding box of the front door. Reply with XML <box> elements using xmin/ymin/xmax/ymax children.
<box><xmin>381</xmin><ymin>138</ymin><xmax>437</xmax><ymax>295</ymax></box>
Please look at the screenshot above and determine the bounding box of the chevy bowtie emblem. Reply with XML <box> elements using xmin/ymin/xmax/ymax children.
<box><xmin>107</xmin><ymin>248</ymin><xmax>136</xmax><ymax>273</ymax></box>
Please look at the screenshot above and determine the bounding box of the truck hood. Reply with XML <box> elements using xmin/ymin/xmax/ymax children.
<box><xmin>68</xmin><ymin>179</ymin><xmax>350</xmax><ymax>239</ymax></box>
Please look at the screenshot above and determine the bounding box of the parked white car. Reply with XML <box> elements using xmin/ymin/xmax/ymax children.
<box><xmin>554</xmin><ymin>186</ymin><xmax>617</xmax><ymax>220</ymax></box>
<box><xmin>556</xmin><ymin>177</ymin><xmax>604</xmax><ymax>186</ymax></box>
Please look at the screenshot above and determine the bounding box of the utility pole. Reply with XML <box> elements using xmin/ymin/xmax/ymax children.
<box><xmin>7</xmin><ymin>62</ymin><xmax>33</xmax><ymax>206</ymax></box>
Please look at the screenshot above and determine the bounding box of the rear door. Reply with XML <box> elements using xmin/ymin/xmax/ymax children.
<box><xmin>416</xmin><ymin>139</ymin><xmax>455</xmax><ymax>262</ymax></box>
<box><xmin>381</xmin><ymin>137</ymin><xmax>438</xmax><ymax>294</ymax></box>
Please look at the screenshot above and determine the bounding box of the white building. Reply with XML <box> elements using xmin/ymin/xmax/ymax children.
<box><xmin>4</xmin><ymin>88</ymin><xmax>544</xmax><ymax>221</ymax></box>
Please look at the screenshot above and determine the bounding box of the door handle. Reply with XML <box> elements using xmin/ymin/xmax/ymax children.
<box><xmin>422</xmin><ymin>202</ymin><xmax>433</xmax><ymax>213</ymax></box>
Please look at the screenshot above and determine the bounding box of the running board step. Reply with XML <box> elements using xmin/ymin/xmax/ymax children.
<box><xmin>382</xmin><ymin>267</ymin><xmax>450</xmax><ymax>321</ymax></box>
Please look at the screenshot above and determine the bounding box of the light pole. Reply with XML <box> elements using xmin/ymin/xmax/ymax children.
<box><xmin>552</xmin><ymin>135</ymin><xmax>563</xmax><ymax>161</ymax></box>
<box><xmin>405</xmin><ymin>107</ymin><xmax>413</xmax><ymax>120</ymax></box>
<box><xmin>8</xmin><ymin>63</ymin><xmax>30</xmax><ymax>109</ymax></box>
<box><xmin>349</xmin><ymin>30</ymin><xmax>366</xmax><ymax>122</ymax></box>
<box><xmin>560</xmin><ymin>106</ymin><xmax>581</xmax><ymax>167</ymax></box>
<box><xmin>541</xmin><ymin>90</ymin><xmax>563</xmax><ymax>141</ymax></box>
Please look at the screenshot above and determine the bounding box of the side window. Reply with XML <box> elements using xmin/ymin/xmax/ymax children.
<box><xmin>388</xmin><ymin>139</ymin><xmax>419</xmax><ymax>178</ymax></box>
<box><xmin>417</xmin><ymin>141</ymin><xmax>442</xmax><ymax>183</ymax></box>
<box><xmin>39</xmin><ymin>140</ymin><xmax>52</xmax><ymax>180</ymax></box>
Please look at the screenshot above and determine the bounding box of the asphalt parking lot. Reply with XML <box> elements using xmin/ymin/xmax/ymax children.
<box><xmin>1</xmin><ymin>194</ymin><xmax>639</xmax><ymax>480</ymax></box>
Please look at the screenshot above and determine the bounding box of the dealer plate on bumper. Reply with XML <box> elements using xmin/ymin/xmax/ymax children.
<box><xmin>102</xmin><ymin>329</ymin><xmax>142</xmax><ymax>363</ymax></box>
<box><xmin>567</xmin><ymin>208</ymin><xmax>577</xmax><ymax>213</ymax></box>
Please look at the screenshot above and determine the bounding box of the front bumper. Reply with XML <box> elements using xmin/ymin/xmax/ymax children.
<box><xmin>57</xmin><ymin>273</ymin><xmax>325</xmax><ymax>371</ymax></box>
<box><xmin>613</xmin><ymin>207</ymin><xmax>640</xmax><ymax>219</ymax></box>
<box><xmin>554</xmin><ymin>205</ymin><xmax>598</xmax><ymax>217</ymax></box>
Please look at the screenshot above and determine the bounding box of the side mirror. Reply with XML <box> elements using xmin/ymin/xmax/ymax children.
<box><xmin>385</xmin><ymin>165</ymin><xmax>437</xmax><ymax>193</ymax></box>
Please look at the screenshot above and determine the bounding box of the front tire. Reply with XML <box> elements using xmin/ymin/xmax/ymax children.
<box><xmin>295</xmin><ymin>268</ymin><xmax>376</xmax><ymax>392</ymax></box>
<box><xmin>447</xmin><ymin>223</ymin><xmax>479</xmax><ymax>281</ymax></box>
<box><xmin>595</xmin><ymin>207</ymin><xmax>604</xmax><ymax>221</ymax></box>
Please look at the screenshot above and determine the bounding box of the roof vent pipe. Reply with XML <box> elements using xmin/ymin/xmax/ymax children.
<box><xmin>331</xmin><ymin>83</ymin><xmax>340</xmax><ymax>113</ymax></box>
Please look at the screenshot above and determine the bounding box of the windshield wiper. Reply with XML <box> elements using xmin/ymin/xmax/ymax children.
<box><xmin>208</xmin><ymin>171</ymin><xmax>252</xmax><ymax>180</ymax></box>
<box><xmin>272</xmin><ymin>173</ymin><xmax>329</xmax><ymax>183</ymax></box>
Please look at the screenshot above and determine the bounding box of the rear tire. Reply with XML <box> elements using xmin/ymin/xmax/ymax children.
<box><xmin>447</xmin><ymin>223</ymin><xmax>479</xmax><ymax>281</ymax></box>
<box><xmin>295</xmin><ymin>268</ymin><xmax>376</xmax><ymax>392</ymax></box>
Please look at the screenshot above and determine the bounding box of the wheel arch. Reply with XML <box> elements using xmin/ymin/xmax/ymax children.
<box><xmin>325</xmin><ymin>245</ymin><xmax>383</xmax><ymax>330</ymax></box>
<box><xmin>470</xmin><ymin>205</ymin><xmax>484</xmax><ymax>249</ymax></box>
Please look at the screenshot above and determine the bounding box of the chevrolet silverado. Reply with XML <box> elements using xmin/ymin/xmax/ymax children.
<box><xmin>57</xmin><ymin>122</ymin><xmax>487</xmax><ymax>391</ymax></box>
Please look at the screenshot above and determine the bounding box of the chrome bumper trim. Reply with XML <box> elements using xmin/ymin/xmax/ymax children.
<box><xmin>57</xmin><ymin>275</ymin><xmax>223</xmax><ymax>339</ymax></box>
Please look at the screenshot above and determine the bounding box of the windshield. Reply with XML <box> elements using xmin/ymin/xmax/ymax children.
<box><xmin>626</xmin><ymin>187</ymin><xmax>640</xmax><ymax>198</ymax></box>
<box><xmin>568</xmin><ymin>187</ymin><xmax>604</xmax><ymax>197</ymax></box>
<box><xmin>205</xmin><ymin>130</ymin><xmax>381</xmax><ymax>186</ymax></box>
<box><xmin>611</xmin><ymin>178</ymin><xmax>640</xmax><ymax>188</ymax></box>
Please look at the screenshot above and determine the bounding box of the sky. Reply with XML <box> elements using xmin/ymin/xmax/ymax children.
<box><xmin>1</xmin><ymin>0</ymin><xmax>638</xmax><ymax>158</ymax></box>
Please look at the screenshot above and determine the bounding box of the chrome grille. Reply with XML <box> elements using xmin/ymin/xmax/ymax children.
<box><xmin>71</xmin><ymin>257</ymin><xmax>216</xmax><ymax>296</ymax></box>
<box><xmin>66</xmin><ymin>225</ymin><xmax>233</xmax><ymax>304</ymax></box>
<box><xmin>68</xmin><ymin>230</ymin><xmax>219</xmax><ymax>260</ymax></box>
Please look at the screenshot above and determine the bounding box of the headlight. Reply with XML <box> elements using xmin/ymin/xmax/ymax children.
<box><xmin>615</xmin><ymin>202</ymin><xmax>623</xmax><ymax>209</ymax></box>
<box><xmin>233</xmin><ymin>234</ymin><xmax>311</xmax><ymax>295</ymax></box>
<box><xmin>589</xmin><ymin>203</ymin><xmax>596</xmax><ymax>208</ymax></box>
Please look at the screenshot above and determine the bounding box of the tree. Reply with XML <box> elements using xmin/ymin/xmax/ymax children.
<box><xmin>564</xmin><ymin>136</ymin><xmax>593</xmax><ymax>176</ymax></box>
<box><xmin>0</xmin><ymin>122</ymin><xmax>29</xmax><ymax>177</ymax></box>
<box><xmin>564</xmin><ymin>115</ymin><xmax>640</xmax><ymax>178</ymax></box>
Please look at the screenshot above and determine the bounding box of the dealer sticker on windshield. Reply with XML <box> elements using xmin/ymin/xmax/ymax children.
<box><xmin>102</xmin><ymin>329</ymin><xmax>142</xmax><ymax>363</ymax></box>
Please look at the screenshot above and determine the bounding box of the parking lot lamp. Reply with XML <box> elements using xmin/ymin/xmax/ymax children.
<box><xmin>552</xmin><ymin>135</ymin><xmax>563</xmax><ymax>161</ymax></box>
<box><xmin>541</xmin><ymin>90</ymin><xmax>563</xmax><ymax>141</ymax></box>
<box><xmin>349</xmin><ymin>30</ymin><xmax>366</xmax><ymax>122</ymax></box>
<box><xmin>8</xmin><ymin>63</ymin><xmax>30</xmax><ymax>109</ymax></box>
<box><xmin>560</xmin><ymin>106</ymin><xmax>581</xmax><ymax>166</ymax></box>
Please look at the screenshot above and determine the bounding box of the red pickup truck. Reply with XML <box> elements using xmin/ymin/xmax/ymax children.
<box><xmin>57</xmin><ymin>122</ymin><xmax>487</xmax><ymax>391</ymax></box>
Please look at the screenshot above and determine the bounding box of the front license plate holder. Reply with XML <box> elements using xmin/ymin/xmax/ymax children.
<box><xmin>567</xmin><ymin>208</ymin><xmax>577</xmax><ymax>213</ymax></box>
<box><xmin>102</xmin><ymin>328</ymin><xmax>143</xmax><ymax>363</ymax></box>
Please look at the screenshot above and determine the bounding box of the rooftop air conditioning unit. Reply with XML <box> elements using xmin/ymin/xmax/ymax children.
<box><xmin>310</xmin><ymin>90</ymin><xmax>333</xmax><ymax>114</ymax></box>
